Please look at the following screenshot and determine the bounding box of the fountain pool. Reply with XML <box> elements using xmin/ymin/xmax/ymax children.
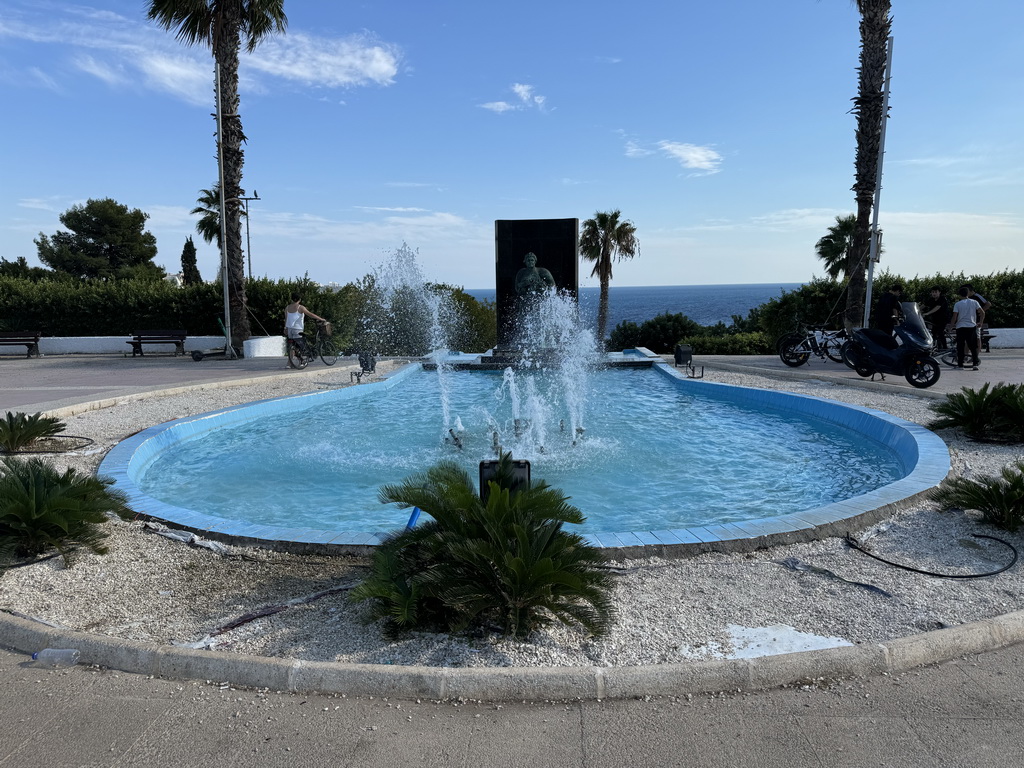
<box><xmin>100</xmin><ymin>359</ymin><xmax>950</xmax><ymax>555</ymax></box>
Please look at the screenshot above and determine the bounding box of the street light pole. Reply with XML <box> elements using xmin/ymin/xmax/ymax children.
<box><xmin>238</xmin><ymin>191</ymin><xmax>260</xmax><ymax>279</ymax></box>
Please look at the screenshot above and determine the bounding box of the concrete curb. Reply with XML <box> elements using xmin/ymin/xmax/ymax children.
<box><xmin>4</xmin><ymin>608</ymin><xmax>1023</xmax><ymax>701</ymax></box>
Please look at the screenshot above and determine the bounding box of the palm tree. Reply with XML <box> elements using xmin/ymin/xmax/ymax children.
<box><xmin>147</xmin><ymin>1</ymin><xmax>288</xmax><ymax>344</ymax></box>
<box><xmin>845</xmin><ymin>0</ymin><xmax>892</xmax><ymax>330</ymax></box>
<box><xmin>815</xmin><ymin>214</ymin><xmax>856</xmax><ymax>280</ymax></box>
<box><xmin>191</xmin><ymin>186</ymin><xmax>224</xmax><ymax>250</ymax></box>
<box><xmin>579</xmin><ymin>210</ymin><xmax>640</xmax><ymax>344</ymax></box>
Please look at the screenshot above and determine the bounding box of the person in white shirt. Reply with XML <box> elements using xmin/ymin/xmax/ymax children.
<box><xmin>283</xmin><ymin>292</ymin><xmax>327</xmax><ymax>354</ymax></box>
<box><xmin>950</xmin><ymin>286</ymin><xmax>985</xmax><ymax>370</ymax></box>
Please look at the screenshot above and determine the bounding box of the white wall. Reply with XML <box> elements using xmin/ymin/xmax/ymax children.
<box><xmin>0</xmin><ymin>336</ymin><xmax>285</xmax><ymax>357</ymax></box>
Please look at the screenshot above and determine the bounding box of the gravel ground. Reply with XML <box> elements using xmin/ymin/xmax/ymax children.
<box><xmin>2</xmin><ymin>365</ymin><xmax>1023</xmax><ymax>668</ymax></box>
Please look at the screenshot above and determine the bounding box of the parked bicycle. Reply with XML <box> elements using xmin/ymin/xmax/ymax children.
<box><xmin>776</xmin><ymin>325</ymin><xmax>848</xmax><ymax>367</ymax></box>
<box><xmin>287</xmin><ymin>320</ymin><xmax>339</xmax><ymax>369</ymax></box>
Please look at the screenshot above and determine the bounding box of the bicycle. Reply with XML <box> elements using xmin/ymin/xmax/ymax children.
<box><xmin>286</xmin><ymin>320</ymin><xmax>339</xmax><ymax>369</ymax></box>
<box><xmin>776</xmin><ymin>325</ymin><xmax>848</xmax><ymax>367</ymax></box>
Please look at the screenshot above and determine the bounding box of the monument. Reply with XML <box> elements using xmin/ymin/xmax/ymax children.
<box><xmin>494</xmin><ymin>218</ymin><xmax>579</xmax><ymax>352</ymax></box>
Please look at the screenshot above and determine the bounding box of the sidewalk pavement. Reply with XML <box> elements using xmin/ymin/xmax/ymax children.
<box><xmin>3</xmin><ymin>641</ymin><xmax>1023</xmax><ymax>767</ymax></box>
<box><xmin>2</xmin><ymin>350</ymin><xmax>1024</xmax><ymax>765</ymax></box>
<box><xmin>3</xmin><ymin>348</ymin><xmax>1022</xmax><ymax>416</ymax></box>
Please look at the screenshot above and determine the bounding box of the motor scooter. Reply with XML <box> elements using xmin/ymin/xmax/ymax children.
<box><xmin>841</xmin><ymin>302</ymin><xmax>941</xmax><ymax>389</ymax></box>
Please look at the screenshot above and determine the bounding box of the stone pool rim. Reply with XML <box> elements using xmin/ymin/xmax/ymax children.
<box><xmin>98</xmin><ymin>359</ymin><xmax>951</xmax><ymax>559</ymax></box>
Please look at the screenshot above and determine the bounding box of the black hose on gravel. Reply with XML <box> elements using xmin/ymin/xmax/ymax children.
<box><xmin>845</xmin><ymin>533</ymin><xmax>1018</xmax><ymax>579</ymax></box>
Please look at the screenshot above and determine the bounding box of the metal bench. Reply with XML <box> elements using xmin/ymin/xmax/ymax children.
<box><xmin>0</xmin><ymin>331</ymin><xmax>41</xmax><ymax>358</ymax></box>
<box><xmin>127</xmin><ymin>329</ymin><xmax>187</xmax><ymax>357</ymax></box>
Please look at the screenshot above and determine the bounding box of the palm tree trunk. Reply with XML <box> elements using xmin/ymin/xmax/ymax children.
<box><xmin>215</xmin><ymin>9</ymin><xmax>251</xmax><ymax>345</ymax></box>
<box><xmin>845</xmin><ymin>1</ymin><xmax>891</xmax><ymax>331</ymax></box>
<box><xmin>597</xmin><ymin>275</ymin><xmax>610</xmax><ymax>346</ymax></box>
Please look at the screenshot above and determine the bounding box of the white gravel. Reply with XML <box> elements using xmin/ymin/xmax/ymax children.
<box><xmin>2</xmin><ymin>364</ymin><xmax>1023</xmax><ymax>668</ymax></box>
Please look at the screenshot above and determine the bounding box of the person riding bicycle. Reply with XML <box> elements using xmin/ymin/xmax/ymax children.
<box><xmin>284</xmin><ymin>292</ymin><xmax>327</xmax><ymax>357</ymax></box>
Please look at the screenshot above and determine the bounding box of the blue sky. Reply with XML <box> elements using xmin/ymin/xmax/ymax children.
<box><xmin>1</xmin><ymin>1</ymin><xmax>1021</xmax><ymax>289</ymax></box>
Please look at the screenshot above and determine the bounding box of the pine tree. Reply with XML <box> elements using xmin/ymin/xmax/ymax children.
<box><xmin>180</xmin><ymin>236</ymin><xmax>202</xmax><ymax>285</ymax></box>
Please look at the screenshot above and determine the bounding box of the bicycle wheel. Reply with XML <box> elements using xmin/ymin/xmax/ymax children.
<box><xmin>287</xmin><ymin>340</ymin><xmax>308</xmax><ymax>370</ymax></box>
<box><xmin>318</xmin><ymin>336</ymin><xmax>340</xmax><ymax>366</ymax></box>
<box><xmin>778</xmin><ymin>334</ymin><xmax>810</xmax><ymax>367</ymax></box>
<box><xmin>938</xmin><ymin>349</ymin><xmax>958</xmax><ymax>368</ymax></box>
<box><xmin>823</xmin><ymin>333</ymin><xmax>846</xmax><ymax>363</ymax></box>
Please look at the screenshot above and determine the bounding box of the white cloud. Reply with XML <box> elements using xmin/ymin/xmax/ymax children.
<box><xmin>4</xmin><ymin>8</ymin><xmax>403</xmax><ymax>105</ymax></box>
<box><xmin>72</xmin><ymin>54</ymin><xmax>128</xmax><ymax>87</ymax></box>
<box><xmin>624</xmin><ymin>140</ymin><xmax>654</xmax><ymax>158</ymax></box>
<box><xmin>657</xmin><ymin>141</ymin><xmax>723</xmax><ymax>174</ymax></box>
<box><xmin>136</xmin><ymin>53</ymin><xmax>210</xmax><ymax>106</ymax></box>
<box><xmin>480</xmin><ymin>101</ymin><xmax>516</xmax><ymax>113</ymax></box>
<box><xmin>480</xmin><ymin>83</ymin><xmax>547</xmax><ymax>113</ymax></box>
<box><xmin>246</xmin><ymin>32</ymin><xmax>400</xmax><ymax>88</ymax></box>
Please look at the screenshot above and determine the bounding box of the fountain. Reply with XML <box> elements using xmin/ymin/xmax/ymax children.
<box><xmin>99</xmin><ymin>237</ymin><xmax>949</xmax><ymax>556</ymax></box>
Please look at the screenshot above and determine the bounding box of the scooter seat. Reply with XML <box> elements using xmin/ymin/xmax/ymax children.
<box><xmin>862</xmin><ymin>328</ymin><xmax>899</xmax><ymax>350</ymax></box>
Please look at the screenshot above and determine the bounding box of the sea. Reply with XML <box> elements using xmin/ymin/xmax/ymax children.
<box><xmin>464</xmin><ymin>283</ymin><xmax>804</xmax><ymax>331</ymax></box>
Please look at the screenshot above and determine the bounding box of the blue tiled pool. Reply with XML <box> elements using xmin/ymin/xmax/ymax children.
<box><xmin>99</xmin><ymin>362</ymin><xmax>950</xmax><ymax>556</ymax></box>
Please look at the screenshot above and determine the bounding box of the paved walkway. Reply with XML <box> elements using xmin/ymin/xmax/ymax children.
<box><xmin>3</xmin><ymin>641</ymin><xmax>1023</xmax><ymax>766</ymax></box>
<box><xmin>3</xmin><ymin>348</ymin><xmax>1022</xmax><ymax>416</ymax></box>
<box><xmin>3</xmin><ymin>350</ymin><xmax>1024</xmax><ymax>765</ymax></box>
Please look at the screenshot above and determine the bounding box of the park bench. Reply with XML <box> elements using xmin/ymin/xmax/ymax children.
<box><xmin>981</xmin><ymin>324</ymin><xmax>996</xmax><ymax>353</ymax></box>
<box><xmin>127</xmin><ymin>329</ymin><xmax>187</xmax><ymax>357</ymax></box>
<box><xmin>0</xmin><ymin>331</ymin><xmax>41</xmax><ymax>358</ymax></box>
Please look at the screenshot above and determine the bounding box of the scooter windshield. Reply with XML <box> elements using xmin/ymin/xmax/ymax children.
<box><xmin>900</xmin><ymin>302</ymin><xmax>933</xmax><ymax>347</ymax></box>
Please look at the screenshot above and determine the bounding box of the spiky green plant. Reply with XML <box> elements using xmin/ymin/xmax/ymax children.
<box><xmin>350</xmin><ymin>453</ymin><xmax>615</xmax><ymax>640</ymax></box>
<box><xmin>0</xmin><ymin>457</ymin><xmax>132</xmax><ymax>566</ymax></box>
<box><xmin>928</xmin><ymin>384</ymin><xmax>1024</xmax><ymax>443</ymax></box>
<box><xmin>0</xmin><ymin>412</ymin><xmax>66</xmax><ymax>453</ymax></box>
<box><xmin>929</xmin><ymin>460</ymin><xmax>1024</xmax><ymax>532</ymax></box>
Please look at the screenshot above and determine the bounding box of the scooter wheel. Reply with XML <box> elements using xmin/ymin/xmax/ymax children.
<box><xmin>905</xmin><ymin>356</ymin><xmax>941</xmax><ymax>389</ymax></box>
<box><xmin>855</xmin><ymin>364</ymin><xmax>875</xmax><ymax>378</ymax></box>
<box><xmin>840</xmin><ymin>341</ymin><xmax>859</xmax><ymax>370</ymax></box>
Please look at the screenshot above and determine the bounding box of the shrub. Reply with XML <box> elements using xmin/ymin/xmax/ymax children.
<box><xmin>678</xmin><ymin>332</ymin><xmax>772</xmax><ymax>355</ymax></box>
<box><xmin>350</xmin><ymin>453</ymin><xmax>615</xmax><ymax>640</ymax></box>
<box><xmin>929</xmin><ymin>460</ymin><xmax>1024</xmax><ymax>532</ymax></box>
<box><xmin>0</xmin><ymin>457</ymin><xmax>133</xmax><ymax>566</ymax></box>
<box><xmin>928</xmin><ymin>384</ymin><xmax>1024</xmax><ymax>443</ymax></box>
<box><xmin>607</xmin><ymin>313</ymin><xmax>702</xmax><ymax>353</ymax></box>
<box><xmin>0</xmin><ymin>412</ymin><xmax>66</xmax><ymax>453</ymax></box>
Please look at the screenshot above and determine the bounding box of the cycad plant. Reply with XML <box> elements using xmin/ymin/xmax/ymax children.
<box><xmin>930</xmin><ymin>461</ymin><xmax>1024</xmax><ymax>532</ymax></box>
<box><xmin>929</xmin><ymin>384</ymin><xmax>1024</xmax><ymax>443</ymax></box>
<box><xmin>0</xmin><ymin>457</ymin><xmax>132</xmax><ymax>566</ymax></box>
<box><xmin>350</xmin><ymin>454</ymin><xmax>615</xmax><ymax>640</ymax></box>
<box><xmin>0</xmin><ymin>412</ymin><xmax>66</xmax><ymax>453</ymax></box>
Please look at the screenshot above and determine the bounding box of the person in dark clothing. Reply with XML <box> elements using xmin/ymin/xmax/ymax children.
<box><xmin>922</xmin><ymin>286</ymin><xmax>950</xmax><ymax>350</ymax></box>
<box><xmin>874</xmin><ymin>284</ymin><xmax>903</xmax><ymax>335</ymax></box>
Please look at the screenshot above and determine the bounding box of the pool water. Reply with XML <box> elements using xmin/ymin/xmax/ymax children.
<box><xmin>136</xmin><ymin>367</ymin><xmax>903</xmax><ymax>534</ymax></box>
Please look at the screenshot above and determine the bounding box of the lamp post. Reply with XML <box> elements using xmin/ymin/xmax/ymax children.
<box><xmin>238</xmin><ymin>191</ymin><xmax>260</xmax><ymax>279</ymax></box>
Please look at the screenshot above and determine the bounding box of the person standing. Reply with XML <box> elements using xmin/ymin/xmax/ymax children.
<box><xmin>873</xmin><ymin>284</ymin><xmax>903</xmax><ymax>335</ymax></box>
<box><xmin>950</xmin><ymin>286</ymin><xmax>985</xmax><ymax>370</ymax></box>
<box><xmin>922</xmin><ymin>286</ymin><xmax>950</xmax><ymax>351</ymax></box>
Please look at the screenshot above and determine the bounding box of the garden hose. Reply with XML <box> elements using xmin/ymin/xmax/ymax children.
<box><xmin>845</xmin><ymin>533</ymin><xmax>1018</xmax><ymax>579</ymax></box>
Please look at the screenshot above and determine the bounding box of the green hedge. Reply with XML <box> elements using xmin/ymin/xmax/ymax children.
<box><xmin>677</xmin><ymin>332</ymin><xmax>772</xmax><ymax>355</ymax></box>
<box><xmin>757</xmin><ymin>270</ymin><xmax>1024</xmax><ymax>342</ymax></box>
<box><xmin>0</xmin><ymin>276</ymin><xmax>496</xmax><ymax>355</ymax></box>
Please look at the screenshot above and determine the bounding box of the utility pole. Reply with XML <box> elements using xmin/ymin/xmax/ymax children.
<box><xmin>238</xmin><ymin>191</ymin><xmax>260</xmax><ymax>279</ymax></box>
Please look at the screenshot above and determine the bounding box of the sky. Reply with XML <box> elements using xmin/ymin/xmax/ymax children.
<box><xmin>1</xmin><ymin>1</ymin><xmax>1022</xmax><ymax>289</ymax></box>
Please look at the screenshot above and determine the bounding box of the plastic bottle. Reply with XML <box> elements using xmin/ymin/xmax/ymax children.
<box><xmin>31</xmin><ymin>649</ymin><xmax>80</xmax><ymax>667</ymax></box>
